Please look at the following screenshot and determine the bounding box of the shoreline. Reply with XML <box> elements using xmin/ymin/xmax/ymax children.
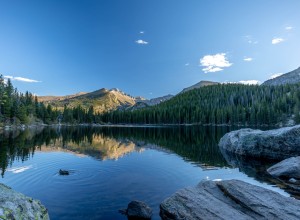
<box><xmin>0</xmin><ymin>122</ymin><xmax>283</xmax><ymax>132</ymax></box>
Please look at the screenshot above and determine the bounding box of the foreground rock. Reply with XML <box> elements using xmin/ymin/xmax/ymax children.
<box><xmin>120</xmin><ymin>200</ymin><xmax>152</xmax><ymax>220</ymax></box>
<box><xmin>219</xmin><ymin>125</ymin><xmax>300</xmax><ymax>160</ymax></box>
<box><xmin>0</xmin><ymin>183</ymin><xmax>49</xmax><ymax>219</ymax></box>
<box><xmin>160</xmin><ymin>180</ymin><xmax>300</xmax><ymax>220</ymax></box>
<box><xmin>267</xmin><ymin>156</ymin><xmax>300</xmax><ymax>180</ymax></box>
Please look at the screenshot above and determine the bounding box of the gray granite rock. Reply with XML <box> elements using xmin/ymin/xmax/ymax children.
<box><xmin>0</xmin><ymin>183</ymin><xmax>49</xmax><ymax>219</ymax></box>
<box><xmin>219</xmin><ymin>125</ymin><xmax>300</xmax><ymax>160</ymax></box>
<box><xmin>267</xmin><ymin>156</ymin><xmax>300</xmax><ymax>180</ymax></box>
<box><xmin>123</xmin><ymin>200</ymin><xmax>152</xmax><ymax>220</ymax></box>
<box><xmin>160</xmin><ymin>180</ymin><xmax>300</xmax><ymax>220</ymax></box>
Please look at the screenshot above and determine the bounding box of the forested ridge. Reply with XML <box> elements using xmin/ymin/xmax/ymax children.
<box><xmin>0</xmin><ymin>75</ymin><xmax>95</xmax><ymax>126</ymax></box>
<box><xmin>1</xmin><ymin>74</ymin><xmax>300</xmax><ymax>126</ymax></box>
<box><xmin>100</xmin><ymin>83</ymin><xmax>300</xmax><ymax>126</ymax></box>
<box><xmin>0</xmin><ymin>75</ymin><xmax>60</xmax><ymax>125</ymax></box>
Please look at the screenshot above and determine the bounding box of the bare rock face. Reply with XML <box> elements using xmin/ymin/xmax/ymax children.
<box><xmin>160</xmin><ymin>180</ymin><xmax>300</xmax><ymax>220</ymax></box>
<box><xmin>0</xmin><ymin>183</ymin><xmax>49</xmax><ymax>220</ymax></box>
<box><xmin>267</xmin><ymin>156</ymin><xmax>300</xmax><ymax>180</ymax></box>
<box><xmin>218</xmin><ymin>125</ymin><xmax>300</xmax><ymax>160</ymax></box>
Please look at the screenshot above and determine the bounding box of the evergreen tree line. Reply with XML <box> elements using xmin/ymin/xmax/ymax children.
<box><xmin>0</xmin><ymin>75</ymin><xmax>61</xmax><ymax>125</ymax></box>
<box><xmin>2</xmin><ymin>73</ymin><xmax>300</xmax><ymax>126</ymax></box>
<box><xmin>99</xmin><ymin>83</ymin><xmax>300</xmax><ymax>126</ymax></box>
<box><xmin>0</xmin><ymin>75</ymin><xmax>98</xmax><ymax>125</ymax></box>
<box><xmin>61</xmin><ymin>105</ymin><xmax>95</xmax><ymax>124</ymax></box>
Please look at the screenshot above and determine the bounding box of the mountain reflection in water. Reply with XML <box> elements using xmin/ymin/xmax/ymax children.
<box><xmin>0</xmin><ymin>125</ymin><xmax>230</xmax><ymax>177</ymax></box>
<box><xmin>1</xmin><ymin>126</ymin><xmax>292</xmax><ymax>220</ymax></box>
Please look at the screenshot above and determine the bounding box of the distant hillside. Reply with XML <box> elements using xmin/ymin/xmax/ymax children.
<box><xmin>262</xmin><ymin>67</ymin><xmax>300</xmax><ymax>86</ymax></box>
<box><xmin>124</xmin><ymin>94</ymin><xmax>174</xmax><ymax>111</ymax></box>
<box><xmin>38</xmin><ymin>92</ymin><xmax>87</xmax><ymax>102</ymax></box>
<box><xmin>39</xmin><ymin>89</ymin><xmax>173</xmax><ymax>113</ymax></box>
<box><xmin>100</xmin><ymin>83</ymin><xmax>300</xmax><ymax>126</ymax></box>
<box><xmin>138</xmin><ymin>94</ymin><xmax>174</xmax><ymax>106</ymax></box>
<box><xmin>39</xmin><ymin>88</ymin><xmax>137</xmax><ymax>113</ymax></box>
<box><xmin>181</xmin><ymin>80</ymin><xmax>219</xmax><ymax>93</ymax></box>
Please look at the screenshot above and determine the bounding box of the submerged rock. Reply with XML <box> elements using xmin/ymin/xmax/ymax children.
<box><xmin>267</xmin><ymin>156</ymin><xmax>300</xmax><ymax>180</ymax></box>
<box><xmin>160</xmin><ymin>179</ymin><xmax>300</xmax><ymax>220</ymax></box>
<box><xmin>219</xmin><ymin>125</ymin><xmax>300</xmax><ymax>160</ymax></box>
<box><xmin>120</xmin><ymin>200</ymin><xmax>152</xmax><ymax>220</ymax></box>
<box><xmin>0</xmin><ymin>183</ymin><xmax>49</xmax><ymax>220</ymax></box>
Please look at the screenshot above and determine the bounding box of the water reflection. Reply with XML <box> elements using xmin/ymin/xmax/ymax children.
<box><xmin>1</xmin><ymin>126</ymin><xmax>294</xmax><ymax>219</ymax></box>
<box><xmin>0</xmin><ymin>126</ymin><xmax>230</xmax><ymax>177</ymax></box>
<box><xmin>220</xmin><ymin>148</ymin><xmax>300</xmax><ymax>199</ymax></box>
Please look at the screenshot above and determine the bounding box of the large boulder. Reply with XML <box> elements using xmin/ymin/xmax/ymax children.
<box><xmin>120</xmin><ymin>200</ymin><xmax>152</xmax><ymax>220</ymax></box>
<box><xmin>267</xmin><ymin>156</ymin><xmax>300</xmax><ymax>180</ymax></box>
<box><xmin>160</xmin><ymin>180</ymin><xmax>300</xmax><ymax>220</ymax></box>
<box><xmin>218</xmin><ymin>125</ymin><xmax>300</xmax><ymax>160</ymax></box>
<box><xmin>0</xmin><ymin>183</ymin><xmax>49</xmax><ymax>220</ymax></box>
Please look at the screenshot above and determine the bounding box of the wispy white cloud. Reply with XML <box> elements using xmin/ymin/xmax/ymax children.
<box><xmin>4</xmin><ymin>75</ymin><xmax>41</xmax><ymax>83</ymax></box>
<box><xmin>269</xmin><ymin>73</ymin><xmax>283</xmax><ymax>79</ymax></box>
<box><xmin>243</xmin><ymin>57</ymin><xmax>253</xmax><ymax>62</ymax></box>
<box><xmin>135</xmin><ymin>39</ymin><xmax>148</xmax><ymax>45</ymax></box>
<box><xmin>272</xmin><ymin>38</ymin><xmax>284</xmax><ymax>44</ymax></box>
<box><xmin>140</xmin><ymin>31</ymin><xmax>144</xmax><ymax>34</ymax></box>
<box><xmin>285</xmin><ymin>26</ymin><xmax>293</xmax><ymax>30</ymax></box>
<box><xmin>185</xmin><ymin>63</ymin><xmax>190</xmax><ymax>66</ymax></box>
<box><xmin>200</xmin><ymin>53</ymin><xmax>232</xmax><ymax>73</ymax></box>
<box><xmin>4</xmin><ymin>75</ymin><xmax>13</xmax><ymax>79</ymax></box>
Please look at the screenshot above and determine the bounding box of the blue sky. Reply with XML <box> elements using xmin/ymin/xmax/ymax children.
<box><xmin>0</xmin><ymin>0</ymin><xmax>300</xmax><ymax>98</ymax></box>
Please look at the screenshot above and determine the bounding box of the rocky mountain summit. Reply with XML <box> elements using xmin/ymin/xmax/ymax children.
<box><xmin>39</xmin><ymin>88</ymin><xmax>173</xmax><ymax>113</ymax></box>
<box><xmin>262</xmin><ymin>67</ymin><xmax>300</xmax><ymax>86</ymax></box>
<box><xmin>39</xmin><ymin>88</ymin><xmax>138</xmax><ymax>113</ymax></box>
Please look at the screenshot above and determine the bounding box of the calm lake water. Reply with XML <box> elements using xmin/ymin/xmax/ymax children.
<box><xmin>0</xmin><ymin>126</ymin><xmax>289</xmax><ymax>219</ymax></box>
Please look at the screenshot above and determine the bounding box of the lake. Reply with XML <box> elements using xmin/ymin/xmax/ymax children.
<box><xmin>0</xmin><ymin>126</ymin><xmax>289</xmax><ymax>219</ymax></box>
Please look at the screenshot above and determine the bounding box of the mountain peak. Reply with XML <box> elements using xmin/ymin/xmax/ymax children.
<box><xmin>109</xmin><ymin>88</ymin><xmax>120</xmax><ymax>92</ymax></box>
<box><xmin>181</xmin><ymin>80</ymin><xmax>219</xmax><ymax>93</ymax></box>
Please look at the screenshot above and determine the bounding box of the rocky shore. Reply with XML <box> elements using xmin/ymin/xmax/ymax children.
<box><xmin>155</xmin><ymin>125</ymin><xmax>300</xmax><ymax>219</ymax></box>
<box><xmin>160</xmin><ymin>179</ymin><xmax>300</xmax><ymax>220</ymax></box>
<box><xmin>0</xmin><ymin>123</ymin><xmax>48</xmax><ymax>133</ymax></box>
<box><xmin>0</xmin><ymin>183</ymin><xmax>49</xmax><ymax>219</ymax></box>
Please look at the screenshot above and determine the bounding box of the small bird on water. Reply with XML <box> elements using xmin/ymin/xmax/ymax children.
<box><xmin>59</xmin><ymin>169</ymin><xmax>69</xmax><ymax>175</ymax></box>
